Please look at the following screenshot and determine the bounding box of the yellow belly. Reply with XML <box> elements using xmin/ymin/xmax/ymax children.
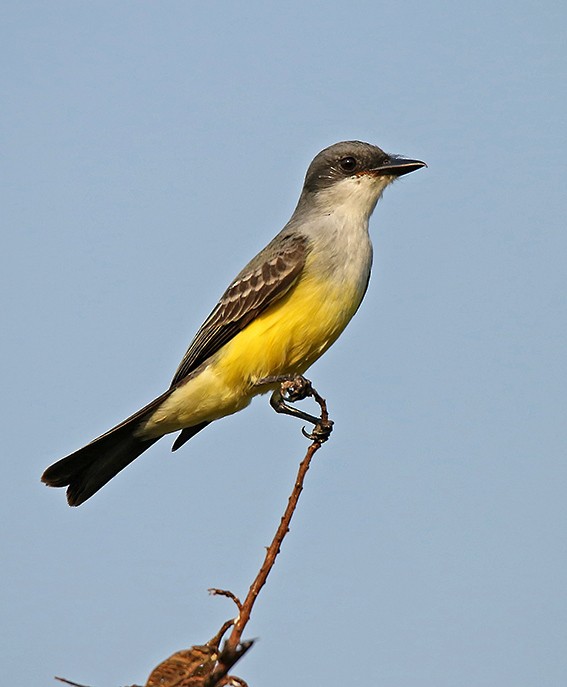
<box><xmin>141</xmin><ymin>265</ymin><xmax>366</xmax><ymax>436</ymax></box>
<box><xmin>217</xmin><ymin>269</ymin><xmax>362</xmax><ymax>384</ymax></box>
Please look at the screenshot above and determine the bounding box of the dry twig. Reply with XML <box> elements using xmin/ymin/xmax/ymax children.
<box><xmin>205</xmin><ymin>376</ymin><xmax>331</xmax><ymax>685</ymax></box>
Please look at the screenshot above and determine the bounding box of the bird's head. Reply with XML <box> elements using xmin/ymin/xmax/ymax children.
<box><xmin>301</xmin><ymin>140</ymin><xmax>426</xmax><ymax>218</ymax></box>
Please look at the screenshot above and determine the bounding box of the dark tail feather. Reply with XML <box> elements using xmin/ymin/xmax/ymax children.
<box><xmin>42</xmin><ymin>391</ymin><xmax>172</xmax><ymax>506</ymax></box>
<box><xmin>43</xmin><ymin>428</ymin><xmax>160</xmax><ymax>506</ymax></box>
<box><xmin>171</xmin><ymin>421</ymin><xmax>209</xmax><ymax>452</ymax></box>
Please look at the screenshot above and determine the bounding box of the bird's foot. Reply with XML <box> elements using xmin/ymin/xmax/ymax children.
<box><xmin>256</xmin><ymin>374</ymin><xmax>333</xmax><ymax>443</ymax></box>
<box><xmin>301</xmin><ymin>418</ymin><xmax>334</xmax><ymax>443</ymax></box>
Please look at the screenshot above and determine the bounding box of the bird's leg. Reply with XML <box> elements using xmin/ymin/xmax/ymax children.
<box><xmin>255</xmin><ymin>374</ymin><xmax>334</xmax><ymax>442</ymax></box>
<box><xmin>270</xmin><ymin>382</ymin><xmax>321</xmax><ymax>426</ymax></box>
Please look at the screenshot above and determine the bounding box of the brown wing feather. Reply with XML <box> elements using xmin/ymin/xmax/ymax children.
<box><xmin>170</xmin><ymin>233</ymin><xmax>309</xmax><ymax>387</ymax></box>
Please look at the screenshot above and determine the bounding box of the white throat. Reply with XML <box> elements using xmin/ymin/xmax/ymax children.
<box><xmin>313</xmin><ymin>173</ymin><xmax>394</xmax><ymax>223</ymax></box>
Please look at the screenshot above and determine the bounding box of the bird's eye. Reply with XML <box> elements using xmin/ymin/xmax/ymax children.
<box><xmin>338</xmin><ymin>156</ymin><xmax>358</xmax><ymax>172</ymax></box>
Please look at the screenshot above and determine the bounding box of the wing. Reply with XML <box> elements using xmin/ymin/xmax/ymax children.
<box><xmin>170</xmin><ymin>232</ymin><xmax>310</xmax><ymax>388</ymax></box>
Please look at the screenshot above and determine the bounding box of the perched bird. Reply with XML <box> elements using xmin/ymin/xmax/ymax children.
<box><xmin>42</xmin><ymin>141</ymin><xmax>425</xmax><ymax>506</ymax></box>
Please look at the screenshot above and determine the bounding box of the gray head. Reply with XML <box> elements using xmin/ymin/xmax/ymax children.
<box><xmin>293</xmin><ymin>141</ymin><xmax>424</xmax><ymax>222</ymax></box>
<box><xmin>303</xmin><ymin>141</ymin><xmax>425</xmax><ymax>195</ymax></box>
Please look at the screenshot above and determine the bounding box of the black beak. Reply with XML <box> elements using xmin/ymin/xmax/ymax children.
<box><xmin>371</xmin><ymin>156</ymin><xmax>427</xmax><ymax>177</ymax></box>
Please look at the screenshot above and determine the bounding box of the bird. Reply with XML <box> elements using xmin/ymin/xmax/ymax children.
<box><xmin>42</xmin><ymin>140</ymin><xmax>425</xmax><ymax>506</ymax></box>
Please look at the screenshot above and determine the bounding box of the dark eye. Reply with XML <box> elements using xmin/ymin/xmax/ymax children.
<box><xmin>338</xmin><ymin>156</ymin><xmax>358</xmax><ymax>172</ymax></box>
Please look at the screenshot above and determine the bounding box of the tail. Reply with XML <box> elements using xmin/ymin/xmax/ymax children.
<box><xmin>42</xmin><ymin>391</ymin><xmax>171</xmax><ymax>506</ymax></box>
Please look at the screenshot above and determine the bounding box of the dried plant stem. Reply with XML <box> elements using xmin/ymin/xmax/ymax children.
<box><xmin>228</xmin><ymin>440</ymin><xmax>321</xmax><ymax>646</ymax></box>
<box><xmin>207</xmin><ymin>379</ymin><xmax>331</xmax><ymax>683</ymax></box>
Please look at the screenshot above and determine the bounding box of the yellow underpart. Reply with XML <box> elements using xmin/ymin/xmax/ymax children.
<box><xmin>141</xmin><ymin>260</ymin><xmax>365</xmax><ymax>437</ymax></box>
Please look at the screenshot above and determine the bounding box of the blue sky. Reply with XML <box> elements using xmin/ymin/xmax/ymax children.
<box><xmin>2</xmin><ymin>2</ymin><xmax>566</xmax><ymax>686</ymax></box>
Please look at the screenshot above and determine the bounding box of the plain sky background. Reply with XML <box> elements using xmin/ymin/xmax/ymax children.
<box><xmin>2</xmin><ymin>2</ymin><xmax>566</xmax><ymax>686</ymax></box>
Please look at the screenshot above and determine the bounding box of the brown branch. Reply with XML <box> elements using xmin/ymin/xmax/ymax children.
<box><xmin>55</xmin><ymin>678</ymin><xmax>93</xmax><ymax>687</ymax></box>
<box><xmin>205</xmin><ymin>377</ymin><xmax>331</xmax><ymax>684</ymax></box>
<box><xmin>229</xmin><ymin>444</ymin><xmax>321</xmax><ymax>644</ymax></box>
<box><xmin>208</xmin><ymin>588</ymin><xmax>243</xmax><ymax>611</ymax></box>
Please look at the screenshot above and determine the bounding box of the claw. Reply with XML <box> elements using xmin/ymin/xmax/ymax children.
<box><xmin>302</xmin><ymin>420</ymin><xmax>334</xmax><ymax>443</ymax></box>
